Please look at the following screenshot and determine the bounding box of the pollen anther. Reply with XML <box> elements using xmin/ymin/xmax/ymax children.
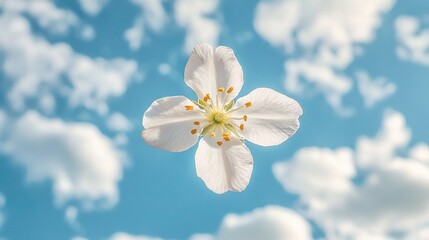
<box><xmin>210</xmin><ymin>132</ymin><xmax>216</xmax><ymax>138</ymax></box>
<box><xmin>218</xmin><ymin>87</ymin><xmax>225</xmax><ymax>93</ymax></box>
<box><xmin>194</xmin><ymin>121</ymin><xmax>200</xmax><ymax>125</ymax></box>
<box><xmin>185</xmin><ymin>105</ymin><xmax>194</xmax><ymax>111</ymax></box>
<box><xmin>203</xmin><ymin>94</ymin><xmax>211</xmax><ymax>102</ymax></box>
<box><xmin>191</xmin><ymin>129</ymin><xmax>197</xmax><ymax>135</ymax></box>
<box><xmin>243</xmin><ymin>115</ymin><xmax>248</xmax><ymax>121</ymax></box>
<box><xmin>222</xmin><ymin>132</ymin><xmax>231</xmax><ymax>141</ymax></box>
<box><xmin>227</xmin><ymin>87</ymin><xmax>234</xmax><ymax>94</ymax></box>
<box><xmin>240</xmin><ymin>124</ymin><xmax>244</xmax><ymax>131</ymax></box>
<box><xmin>217</xmin><ymin>141</ymin><xmax>223</xmax><ymax>146</ymax></box>
<box><xmin>245</xmin><ymin>102</ymin><xmax>252</xmax><ymax>108</ymax></box>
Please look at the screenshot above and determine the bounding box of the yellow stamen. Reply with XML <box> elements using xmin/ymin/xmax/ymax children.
<box><xmin>210</xmin><ymin>132</ymin><xmax>216</xmax><ymax>138</ymax></box>
<box><xmin>217</xmin><ymin>141</ymin><xmax>223</xmax><ymax>146</ymax></box>
<box><xmin>240</xmin><ymin>124</ymin><xmax>244</xmax><ymax>131</ymax></box>
<box><xmin>191</xmin><ymin>129</ymin><xmax>197</xmax><ymax>135</ymax></box>
<box><xmin>245</xmin><ymin>102</ymin><xmax>252</xmax><ymax>108</ymax></box>
<box><xmin>185</xmin><ymin>105</ymin><xmax>194</xmax><ymax>111</ymax></box>
<box><xmin>203</xmin><ymin>94</ymin><xmax>211</xmax><ymax>102</ymax></box>
<box><xmin>218</xmin><ymin>87</ymin><xmax>224</xmax><ymax>93</ymax></box>
<box><xmin>243</xmin><ymin>115</ymin><xmax>248</xmax><ymax>121</ymax></box>
<box><xmin>194</xmin><ymin>121</ymin><xmax>200</xmax><ymax>125</ymax></box>
<box><xmin>227</xmin><ymin>87</ymin><xmax>234</xmax><ymax>94</ymax></box>
<box><xmin>222</xmin><ymin>132</ymin><xmax>231</xmax><ymax>141</ymax></box>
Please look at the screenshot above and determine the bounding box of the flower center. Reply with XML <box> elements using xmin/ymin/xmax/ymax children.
<box><xmin>185</xmin><ymin>87</ymin><xmax>252</xmax><ymax>147</ymax></box>
<box><xmin>211</xmin><ymin>111</ymin><xmax>227</xmax><ymax>124</ymax></box>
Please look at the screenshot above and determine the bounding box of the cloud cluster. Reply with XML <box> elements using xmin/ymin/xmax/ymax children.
<box><xmin>191</xmin><ymin>206</ymin><xmax>312</xmax><ymax>240</ymax></box>
<box><xmin>254</xmin><ymin>0</ymin><xmax>395</xmax><ymax>113</ymax></box>
<box><xmin>273</xmin><ymin>110</ymin><xmax>429</xmax><ymax>239</ymax></box>
<box><xmin>124</xmin><ymin>0</ymin><xmax>167</xmax><ymax>50</ymax></box>
<box><xmin>174</xmin><ymin>0</ymin><xmax>220</xmax><ymax>53</ymax></box>
<box><xmin>0</xmin><ymin>14</ymin><xmax>137</xmax><ymax>115</ymax></box>
<box><xmin>0</xmin><ymin>0</ymin><xmax>96</xmax><ymax>41</ymax></box>
<box><xmin>396</xmin><ymin>15</ymin><xmax>429</xmax><ymax>67</ymax></box>
<box><xmin>1</xmin><ymin>111</ymin><xmax>126</xmax><ymax>209</ymax></box>
<box><xmin>0</xmin><ymin>0</ymin><xmax>79</xmax><ymax>34</ymax></box>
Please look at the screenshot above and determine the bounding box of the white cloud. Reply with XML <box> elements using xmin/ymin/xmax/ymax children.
<box><xmin>79</xmin><ymin>24</ymin><xmax>96</xmax><ymax>41</ymax></box>
<box><xmin>0</xmin><ymin>193</ymin><xmax>5</xmax><ymax>228</ymax></box>
<box><xmin>0</xmin><ymin>15</ymin><xmax>137</xmax><ymax>115</ymax></box>
<box><xmin>109</xmin><ymin>232</ymin><xmax>162</xmax><ymax>240</ymax></box>
<box><xmin>174</xmin><ymin>0</ymin><xmax>220</xmax><ymax>53</ymax></box>
<box><xmin>2</xmin><ymin>111</ymin><xmax>126</xmax><ymax>209</ymax></box>
<box><xmin>395</xmin><ymin>15</ymin><xmax>429</xmax><ymax>66</ymax></box>
<box><xmin>190</xmin><ymin>206</ymin><xmax>312</xmax><ymax>240</ymax></box>
<box><xmin>78</xmin><ymin>0</ymin><xmax>108</xmax><ymax>16</ymax></box>
<box><xmin>124</xmin><ymin>0</ymin><xmax>167</xmax><ymax>50</ymax></box>
<box><xmin>158</xmin><ymin>63</ymin><xmax>171</xmax><ymax>76</ymax></box>
<box><xmin>107</xmin><ymin>113</ymin><xmax>133</xmax><ymax>132</ymax></box>
<box><xmin>71</xmin><ymin>237</ymin><xmax>88</xmax><ymax>240</ymax></box>
<box><xmin>106</xmin><ymin>112</ymin><xmax>133</xmax><ymax>146</ymax></box>
<box><xmin>0</xmin><ymin>0</ymin><xmax>80</xmax><ymax>34</ymax></box>
<box><xmin>254</xmin><ymin>0</ymin><xmax>395</xmax><ymax>113</ymax></box>
<box><xmin>65</xmin><ymin>206</ymin><xmax>79</xmax><ymax>229</ymax></box>
<box><xmin>0</xmin><ymin>110</ymin><xmax>7</xmax><ymax>137</ymax></box>
<box><xmin>355</xmin><ymin>110</ymin><xmax>411</xmax><ymax>168</ymax></box>
<box><xmin>273</xmin><ymin>110</ymin><xmax>429</xmax><ymax>239</ymax></box>
<box><xmin>189</xmin><ymin>234</ymin><xmax>215</xmax><ymax>240</ymax></box>
<box><xmin>356</xmin><ymin>71</ymin><xmax>396</xmax><ymax>108</ymax></box>
<box><xmin>285</xmin><ymin>59</ymin><xmax>352</xmax><ymax>114</ymax></box>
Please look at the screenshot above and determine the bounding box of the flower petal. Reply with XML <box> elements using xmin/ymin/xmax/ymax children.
<box><xmin>142</xmin><ymin>96</ymin><xmax>205</xmax><ymax>152</ymax></box>
<box><xmin>184</xmin><ymin>43</ymin><xmax>243</xmax><ymax>106</ymax></box>
<box><xmin>230</xmin><ymin>88</ymin><xmax>303</xmax><ymax>147</ymax></box>
<box><xmin>213</xmin><ymin>46</ymin><xmax>244</xmax><ymax>102</ymax></box>
<box><xmin>195</xmin><ymin>135</ymin><xmax>253</xmax><ymax>194</ymax></box>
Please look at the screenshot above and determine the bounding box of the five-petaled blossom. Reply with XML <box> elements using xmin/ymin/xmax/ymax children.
<box><xmin>142</xmin><ymin>43</ymin><xmax>303</xmax><ymax>194</ymax></box>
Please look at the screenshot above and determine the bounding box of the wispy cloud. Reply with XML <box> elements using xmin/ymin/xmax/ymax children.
<box><xmin>396</xmin><ymin>15</ymin><xmax>429</xmax><ymax>67</ymax></box>
<box><xmin>124</xmin><ymin>0</ymin><xmax>167</xmax><ymax>50</ymax></box>
<box><xmin>356</xmin><ymin>71</ymin><xmax>396</xmax><ymax>108</ymax></box>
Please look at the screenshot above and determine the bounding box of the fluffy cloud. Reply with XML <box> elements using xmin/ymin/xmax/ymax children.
<box><xmin>395</xmin><ymin>15</ymin><xmax>429</xmax><ymax>66</ymax></box>
<box><xmin>191</xmin><ymin>206</ymin><xmax>312</xmax><ymax>240</ymax></box>
<box><xmin>273</xmin><ymin>110</ymin><xmax>429</xmax><ymax>239</ymax></box>
<box><xmin>1</xmin><ymin>111</ymin><xmax>126</xmax><ymax>209</ymax></box>
<box><xmin>356</xmin><ymin>71</ymin><xmax>396</xmax><ymax>108</ymax></box>
<box><xmin>78</xmin><ymin>0</ymin><xmax>109</xmax><ymax>16</ymax></box>
<box><xmin>0</xmin><ymin>15</ymin><xmax>137</xmax><ymax>115</ymax></box>
<box><xmin>124</xmin><ymin>0</ymin><xmax>167</xmax><ymax>50</ymax></box>
<box><xmin>174</xmin><ymin>0</ymin><xmax>220</xmax><ymax>53</ymax></box>
<box><xmin>109</xmin><ymin>232</ymin><xmax>162</xmax><ymax>240</ymax></box>
<box><xmin>255</xmin><ymin>0</ymin><xmax>395</xmax><ymax>113</ymax></box>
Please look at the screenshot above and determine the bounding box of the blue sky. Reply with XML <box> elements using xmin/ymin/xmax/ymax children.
<box><xmin>1</xmin><ymin>0</ymin><xmax>429</xmax><ymax>239</ymax></box>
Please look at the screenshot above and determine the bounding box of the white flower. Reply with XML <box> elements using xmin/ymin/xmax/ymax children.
<box><xmin>142</xmin><ymin>43</ymin><xmax>303</xmax><ymax>194</ymax></box>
